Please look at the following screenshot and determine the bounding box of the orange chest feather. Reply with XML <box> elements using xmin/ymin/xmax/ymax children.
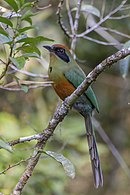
<box><xmin>52</xmin><ymin>79</ymin><xmax>76</xmax><ymax>100</ymax></box>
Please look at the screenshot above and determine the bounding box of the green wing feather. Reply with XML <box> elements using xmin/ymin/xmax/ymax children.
<box><xmin>64</xmin><ymin>66</ymin><xmax>99</xmax><ymax>112</ymax></box>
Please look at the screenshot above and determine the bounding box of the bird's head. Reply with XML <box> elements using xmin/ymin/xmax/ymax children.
<box><xmin>43</xmin><ymin>44</ymin><xmax>71</xmax><ymax>63</ymax></box>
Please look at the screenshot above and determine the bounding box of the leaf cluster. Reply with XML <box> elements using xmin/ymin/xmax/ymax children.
<box><xmin>0</xmin><ymin>0</ymin><xmax>53</xmax><ymax>71</ymax></box>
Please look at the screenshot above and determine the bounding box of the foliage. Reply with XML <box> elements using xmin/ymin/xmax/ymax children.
<box><xmin>0</xmin><ymin>0</ymin><xmax>53</xmax><ymax>89</ymax></box>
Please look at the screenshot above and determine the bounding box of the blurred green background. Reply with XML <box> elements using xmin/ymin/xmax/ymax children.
<box><xmin>0</xmin><ymin>0</ymin><xmax>130</xmax><ymax>194</ymax></box>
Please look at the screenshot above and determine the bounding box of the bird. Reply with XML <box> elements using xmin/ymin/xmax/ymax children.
<box><xmin>43</xmin><ymin>44</ymin><xmax>103</xmax><ymax>188</ymax></box>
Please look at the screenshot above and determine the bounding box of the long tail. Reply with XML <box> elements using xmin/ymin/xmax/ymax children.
<box><xmin>85</xmin><ymin>114</ymin><xmax>103</xmax><ymax>188</ymax></box>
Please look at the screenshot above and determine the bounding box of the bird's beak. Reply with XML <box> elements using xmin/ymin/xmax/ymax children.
<box><xmin>43</xmin><ymin>45</ymin><xmax>52</xmax><ymax>52</ymax></box>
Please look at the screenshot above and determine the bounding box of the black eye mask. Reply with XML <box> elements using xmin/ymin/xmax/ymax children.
<box><xmin>54</xmin><ymin>48</ymin><xmax>70</xmax><ymax>63</ymax></box>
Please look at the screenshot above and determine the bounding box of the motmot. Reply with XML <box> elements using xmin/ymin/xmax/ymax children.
<box><xmin>43</xmin><ymin>44</ymin><xmax>103</xmax><ymax>188</ymax></box>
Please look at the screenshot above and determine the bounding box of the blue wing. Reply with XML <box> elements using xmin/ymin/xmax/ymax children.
<box><xmin>64</xmin><ymin>66</ymin><xmax>99</xmax><ymax>112</ymax></box>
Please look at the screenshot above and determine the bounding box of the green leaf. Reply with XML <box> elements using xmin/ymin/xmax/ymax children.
<box><xmin>10</xmin><ymin>56</ymin><xmax>26</xmax><ymax>69</ymax></box>
<box><xmin>0</xmin><ymin>16</ymin><xmax>13</xmax><ymax>27</ymax></box>
<box><xmin>18</xmin><ymin>26</ymin><xmax>35</xmax><ymax>33</ymax></box>
<box><xmin>4</xmin><ymin>0</ymin><xmax>19</xmax><ymax>12</ymax></box>
<box><xmin>22</xmin><ymin>52</ymin><xmax>40</xmax><ymax>58</ymax></box>
<box><xmin>119</xmin><ymin>41</ymin><xmax>130</xmax><ymax>78</ymax></box>
<box><xmin>17</xmin><ymin>44</ymin><xmax>41</xmax><ymax>56</ymax></box>
<box><xmin>0</xmin><ymin>34</ymin><xmax>12</xmax><ymax>44</ymax></box>
<box><xmin>0</xmin><ymin>27</ymin><xmax>9</xmax><ymax>37</ymax></box>
<box><xmin>21</xmin><ymin>10</ymin><xmax>35</xmax><ymax>21</ymax></box>
<box><xmin>16</xmin><ymin>34</ymin><xmax>27</xmax><ymax>42</ymax></box>
<box><xmin>16</xmin><ymin>36</ymin><xmax>54</xmax><ymax>45</ymax></box>
<box><xmin>21</xmin><ymin>10</ymin><xmax>35</xmax><ymax>25</ymax></box>
<box><xmin>23</xmin><ymin>17</ymin><xmax>32</xmax><ymax>25</ymax></box>
<box><xmin>0</xmin><ymin>139</ymin><xmax>13</xmax><ymax>152</ymax></box>
<box><xmin>21</xmin><ymin>2</ymin><xmax>32</xmax><ymax>10</ymax></box>
<box><xmin>46</xmin><ymin>151</ymin><xmax>75</xmax><ymax>179</ymax></box>
<box><xmin>16</xmin><ymin>0</ymin><xmax>25</xmax><ymax>7</ymax></box>
<box><xmin>20</xmin><ymin>84</ymin><xmax>29</xmax><ymax>93</ymax></box>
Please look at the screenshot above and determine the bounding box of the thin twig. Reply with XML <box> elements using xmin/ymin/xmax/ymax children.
<box><xmin>0</xmin><ymin>83</ymin><xmax>51</xmax><ymax>91</ymax></box>
<box><xmin>9</xmin><ymin>64</ymin><xmax>48</xmax><ymax>78</ymax></box>
<box><xmin>85</xmin><ymin>15</ymin><xmax>122</xmax><ymax>50</ymax></box>
<box><xmin>120</xmin><ymin>4</ymin><xmax>130</xmax><ymax>10</ymax></box>
<box><xmin>66</xmin><ymin>0</ymin><xmax>74</xmax><ymax>34</ymax></box>
<box><xmin>109</xmin><ymin>14</ymin><xmax>130</xmax><ymax>20</ymax></box>
<box><xmin>77</xmin><ymin>0</ymin><xmax>127</xmax><ymax>37</ymax></box>
<box><xmin>102</xmin><ymin>27</ymin><xmax>130</xmax><ymax>39</ymax></box>
<box><xmin>0</xmin><ymin>158</ymin><xmax>30</xmax><ymax>175</ymax></box>
<box><xmin>83</xmin><ymin>35</ymin><xmax>122</xmax><ymax>46</ymax></box>
<box><xmin>0</xmin><ymin>58</ymin><xmax>6</xmax><ymax>65</ymax></box>
<box><xmin>35</xmin><ymin>3</ymin><xmax>51</xmax><ymax>10</ymax></box>
<box><xmin>70</xmin><ymin>0</ymin><xmax>83</xmax><ymax>55</ymax></box>
<box><xmin>56</xmin><ymin>0</ymin><xmax>71</xmax><ymax>38</ymax></box>
<box><xmin>73</xmin><ymin>0</ymin><xmax>82</xmax><ymax>31</ymax></box>
<box><xmin>9</xmin><ymin>134</ymin><xmax>42</xmax><ymax>146</ymax></box>
<box><xmin>4</xmin><ymin>80</ymin><xmax>52</xmax><ymax>88</ymax></box>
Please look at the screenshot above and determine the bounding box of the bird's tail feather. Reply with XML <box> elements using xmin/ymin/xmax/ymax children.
<box><xmin>85</xmin><ymin>114</ymin><xmax>103</xmax><ymax>188</ymax></box>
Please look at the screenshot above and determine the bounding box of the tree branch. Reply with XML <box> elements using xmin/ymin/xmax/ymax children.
<box><xmin>66</xmin><ymin>0</ymin><xmax>74</xmax><ymax>34</ymax></box>
<box><xmin>56</xmin><ymin>0</ymin><xmax>71</xmax><ymax>38</ymax></box>
<box><xmin>83</xmin><ymin>35</ymin><xmax>122</xmax><ymax>46</ymax></box>
<box><xmin>70</xmin><ymin>0</ymin><xmax>83</xmax><ymax>56</ymax></box>
<box><xmin>9</xmin><ymin>134</ymin><xmax>42</xmax><ymax>146</ymax></box>
<box><xmin>109</xmin><ymin>14</ymin><xmax>130</xmax><ymax>20</ymax></box>
<box><xmin>102</xmin><ymin>27</ymin><xmax>130</xmax><ymax>39</ymax></box>
<box><xmin>0</xmin><ymin>158</ymin><xmax>30</xmax><ymax>175</ymax></box>
<box><xmin>0</xmin><ymin>83</ymin><xmax>51</xmax><ymax>91</ymax></box>
<box><xmin>77</xmin><ymin>0</ymin><xmax>127</xmax><ymax>37</ymax></box>
<box><xmin>12</xmin><ymin>47</ymin><xmax>130</xmax><ymax>195</ymax></box>
<box><xmin>9</xmin><ymin>64</ymin><xmax>48</xmax><ymax>78</ymax></box>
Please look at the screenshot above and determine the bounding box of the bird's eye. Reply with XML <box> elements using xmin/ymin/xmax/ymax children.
<box><xmin>55</xmin><ymin>48</ymin><xmax>65</xmax><ymax>53</ymax></box>
<box><xmin>54</xmin><ymin>47</ymin><xmax>70</xmax><ymax>63</ymax></box>
<box><xmin>59</xmin><ymin>48</ymin><xmax>64</xmax><ymax>53</ymax></box>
